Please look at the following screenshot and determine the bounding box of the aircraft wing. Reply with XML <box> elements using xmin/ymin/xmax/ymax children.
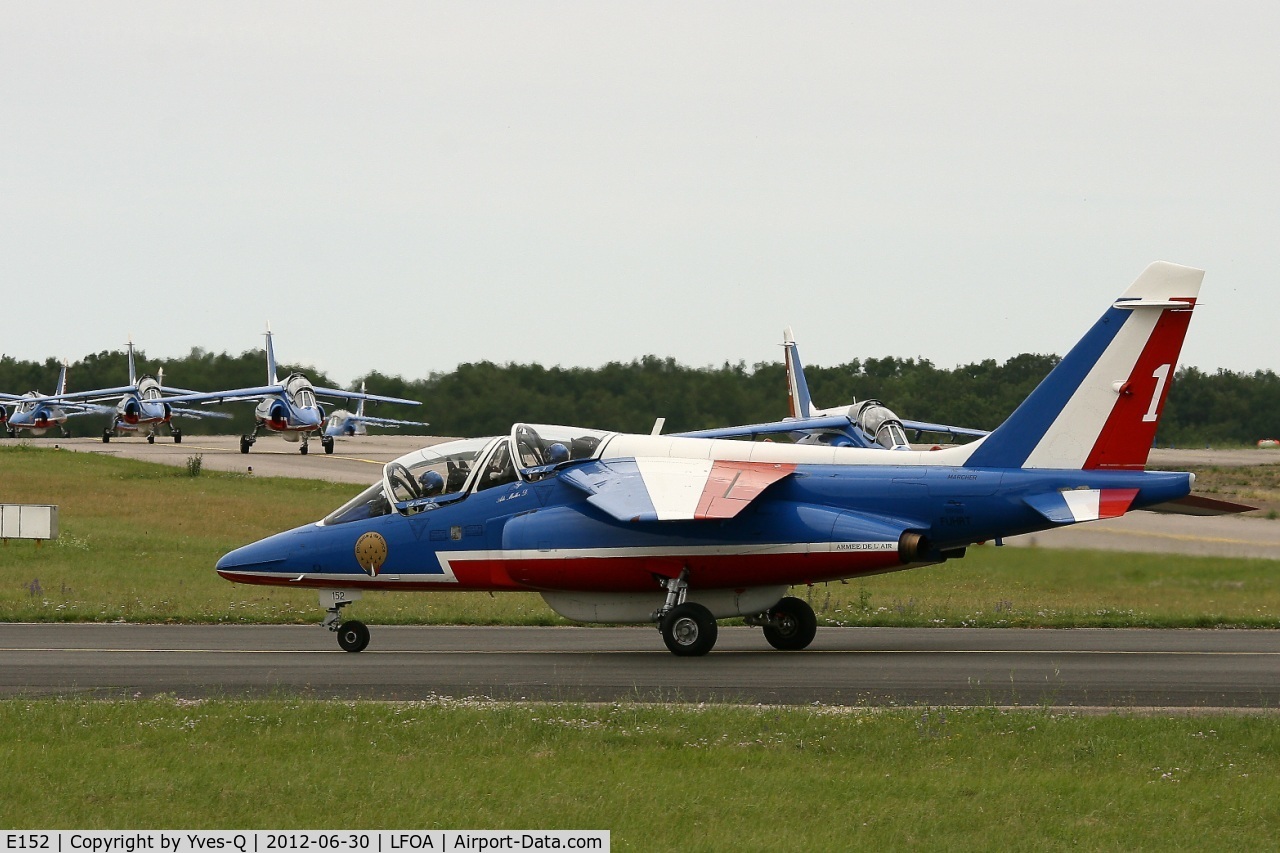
<box><xmin>171</xmin><ymin>407</ymin><xmax>235</xmax><ymax>420</ymax></box>
<box><xmin>19</xmin><ymin>386</ymin><xmax>136</xmax><ymax>404</ymax></box>
<box><xmin>158</xmin><ymin>386</ymin><xmax>283</xmax><ymax>405</ymax></box>
<box><xmin>674</xmin><ymin>415</ymin><xmax>855</xmax><ymax>440</ymax></box>
<box><xmin>900</xmin><ymin>419</ymin><xmax>989</xmax><ymax>439</ymax></box>
<box><xmin>313</xmin><ymin>386</ymin><xmax>422</xmax><ymax>407</ymax></box>
<box><xmin>348</xmin><ymin>414</ymin><xmax>430</xmax><ymax>428</ymax></box>
<box><xmin>560</xmin><ymin>457</ymin><xmax>795</xmax><ymax>522</ymax></box>
<box><xmin>64</xmin><ymin>402</ymin><xmax>117</xmax><ymax>414</ymax></box>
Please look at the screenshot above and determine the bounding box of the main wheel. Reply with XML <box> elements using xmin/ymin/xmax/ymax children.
<box><xmin>336</xmin><ymin>620</ymin><xmax>370</xmax><ymax>653</ymax></box>
<box><xmin>661</xmin><ymin>602</ymin><xmax>718</xmax><ymax>656</ymax></box>
<box><xmin>147</xmin><ymin>434</ymin><xmax>155</xmax><ymax>444</ymax></box>
<box><xmin>173</xmin><ymin>430</ymin><xmax>182</xmax><ymax>444</ymax></box>
<box><xmin>762</xmin><ymin>596</ymin><xmax>818</xmax><ymax>651</ymax></box>
<box><xmin>323</xmin><ymin>436</ymin><xmax>334</xmax><ymax>454</ymax></box>
<box><xmin>240</xmin><ymin>436</ymin><xmax>252</xmax><ymax>454</ymax></box>
<box><xmin>102</xmin><ymin>429</ymin><xmax>111</xmax><ymax>443</ymax></box>
<box><xmin>300</xmin><ymin>443</ymin><xmax>308</xmax><ymax>455</ymax></box>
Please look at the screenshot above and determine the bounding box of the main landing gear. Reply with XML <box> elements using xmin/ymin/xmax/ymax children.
<box><xmin>745</xmin><ymin>596</ymin><xmax>819</xmax><ymax>651</ymax></box>
<box><xmin>653</xmin><ymin>570</ymin><xmax>820</xmax><ymax>656</ymax></box>
<box><xmin>298</xmin><ymin>433</ymin><xmax>335</xmax><ymax>455</ymax></box>
<box><xmin>322</xmin><ymin>592</ymin><xmax>370</xmax><ymax>652</ymax></box>
<box><xmin>240</xmin><ymin>431</ymin><xmax>257</xmax><ymax>454</ymax></box>
<box><xmin>654</xmin><ymin>570</ymin><xmax>718</xmax><ymax>657</ymax></box>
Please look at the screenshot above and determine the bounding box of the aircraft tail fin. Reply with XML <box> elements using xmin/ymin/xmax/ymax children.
<box><xmin>782</xmin><ymin>327</ymin><xmax>814</xmax><ymax>419</ymax></box>
<box><xmin>56</xmin><ymin>361</ymin><xmax>69</xmax><ymax>396</ymax></box>
<box><xmin>264</xmin><ymin>323</ymin><xmax>279</xmax><ymax>385</ymax></box>
<box><xmin>126</xmin><ymin>337</ymin><xmax>137</xmax><ymax>386</ymax></box>
<box><xmin>356</xmin><ymin>382</ymin><xmax>367</xmax><ymax>418</ymax></box>
<box><xmin>963</xmin><ymin>262</ymin><xmax>1202</xmax><ymax>471</ymax></box>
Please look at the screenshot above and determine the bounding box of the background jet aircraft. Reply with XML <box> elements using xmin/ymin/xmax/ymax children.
<box><xmin>27</xmin><ymin>340</ymin><xmax>231</xmax><ymax>444</ymax></box>
<box><xmin>324</xmin><ymin>382</ymin><xmax>429</xmax><ymax>438</ymax></box>
<box><xmin>676</xmin><ymin>327</ymin><xmax>990</xmax><ymax>448</ymax></box>
<box><xmin>214</xmin><ymin>262</ymin><xmax>1248</xmax><ymax>656</ymax></box>
<box><xmin>160</xmin><ymin>326</ymin><xmax>423</xmax><ymax>455</ymax></box>
<box><xmin>0</xmin><ymin>362</ymin><xmax>112</xmax><ymax>438</ymax></box>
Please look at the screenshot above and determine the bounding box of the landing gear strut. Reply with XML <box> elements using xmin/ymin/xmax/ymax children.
<box><xmin>322</xmin><ymin>593</ymin><xmax>370</xmax><ymax>653</ymax></box>
<box><xmin>653</xmin><ymin>569</ymin><xmax>718</xmax><ymax>656</ymax></box>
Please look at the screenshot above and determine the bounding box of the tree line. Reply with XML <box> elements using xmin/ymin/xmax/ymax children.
<box><xmin>1</xmin><ymin>347</ymin><xmax>1276</xmax><ymax>446</ymax></box>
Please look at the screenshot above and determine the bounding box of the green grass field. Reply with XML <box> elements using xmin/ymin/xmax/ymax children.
<box><xmin>1</xmin><ymin>698</ymin><xmax>1277</xmax><ymax>847</ymax></box>
<box><xmin>2</xmin><ymin>443</ymin><xmax>1279</xmax><ymax>627</ymax></box>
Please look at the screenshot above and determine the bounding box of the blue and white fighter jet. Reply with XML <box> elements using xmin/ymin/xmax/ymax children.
<box><xmin>1</xmin><ymin>362</ymin><xmax>111</xmax><ymax>438</ymax></box>
<box><xmin>28</xmin><ymin>340</ymin><xmax>231</xmax><ymax>444</ymax></box>
<box><xmin>161</xmin><ymin>326</ymin><xmax>423</xmax><ymax>455</ymax></box>
<box><xmin>215</xmin><ymin>262</ymin><xmax>1246</xmax><ymax>655</ymax></box>
<box><xmin>323</xmin><ymin>382</ymin><xmax>429</xmax><ymax>439</ymax></box>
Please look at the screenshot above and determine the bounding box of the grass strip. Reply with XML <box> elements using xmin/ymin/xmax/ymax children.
<box><xmin>1</xmin><ymin>698</ymin><xmax>1277</xmax><ymax>848</ymax></box>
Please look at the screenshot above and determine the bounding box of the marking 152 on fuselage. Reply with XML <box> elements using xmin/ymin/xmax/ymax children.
<box><xmin>215</xmin><ymin>262</ymin><xmax>1246</xmax><ymax>655</ymax></box>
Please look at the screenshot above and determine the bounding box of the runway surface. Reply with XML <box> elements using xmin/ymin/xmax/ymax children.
<box><xmin>4</xmin><ymin>623</ymin><xmax>1278</xmax><ymax>709</ymax></box>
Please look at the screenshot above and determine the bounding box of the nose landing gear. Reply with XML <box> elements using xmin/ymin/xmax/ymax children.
<box><xmin>320</xmin><ymin>589</ymin><xmax>369</xmax><ymax>652</ymax></box>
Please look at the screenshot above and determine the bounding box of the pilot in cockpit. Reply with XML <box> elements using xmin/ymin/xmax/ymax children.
<box><xmin>418</xmin><ymin>469</ymin><xmax>445</xmax><ymax>498</ymax></box>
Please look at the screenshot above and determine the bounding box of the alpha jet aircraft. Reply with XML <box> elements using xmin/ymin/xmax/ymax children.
<box><xmin>324</xmin><ymin>382</ymin><xmax>430</xmax><ymax>438</ymax></box>
<box><xmin>28</xmin><ymin>340</ymin><xmax>231</xmax><ymax>444</ymax></box>
<box><xmin>215</xmin><ymin>262</ymin><xmax>1243</xmax><ymax>655</ymax></box>
<box><xmin>679</xmin><ymin>328</ymin><xmax>989</xmax><ymax>449</ymax></box>
<box><xmin>1</xmin><ymin>362</ymin><xmax>112</xmax><ymax>438</ymax></box>
<box><xmin>160</xmin><ymin>326</ymin><xmax>422</xmax><ymax>455</ymax></box>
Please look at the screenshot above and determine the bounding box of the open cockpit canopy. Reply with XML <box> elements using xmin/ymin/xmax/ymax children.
<box><xmin>320</xmin><ymin>424</ymin><xmax>611</xmax><ymax>525</ymax></box>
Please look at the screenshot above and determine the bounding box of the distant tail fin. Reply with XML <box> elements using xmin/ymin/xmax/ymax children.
<box><xmin>964</xmin><ymin>262</ymin><xmax>1202</xmax><ymax>471</ymax></box>
<box><xmin>126</xmin><ymin>337</ymin><xmax>137</xmax><ymax>386</ymax></box>
<box><xmin>56</xmin><ymin>361</ymin><xmax>68</xmax><ymax>396</ymax></box>
<box><xmin>782</xmin><ymin>327</ymin><xmax>814</xmax><ymax>419</ymax></box>
<box><xmin>264</xmin><ymin>323</ymin><xmax>279</xmax><ymax>385</ymax></box>
<box><xmin>356</xmin><ymin>381</ymin><xmax>367</xmax><ymax>418</ymax></box>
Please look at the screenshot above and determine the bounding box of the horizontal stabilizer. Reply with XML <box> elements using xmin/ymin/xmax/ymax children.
<box><xmin>1143</xmin><ymin>494</ymin><xmax>1257</xmax><ymax>516</ymax></box>
<box><xmin>900</xmin><ymin>419</ymin><xmax>989</xmax><ymax>439</ymax></box>
<box><xmin>1024</xmin><ymin>488</ymin><xmax>1138</xmax><ymax>524</ymax></box>
<box><xmin>676</xmin><ymin>415</ymin><xmax>854</xmax><ymax>440</ymax></box>
<box><xmin>561</xmin><ymin>458</ymin><xmax>794</xmax><ymax>522</ymax></box>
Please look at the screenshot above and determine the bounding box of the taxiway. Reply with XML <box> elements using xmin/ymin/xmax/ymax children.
<box><xmin>3</xmin><ymin>623</ymin><xmax>1278</xmax><ymax>708</ymax></box>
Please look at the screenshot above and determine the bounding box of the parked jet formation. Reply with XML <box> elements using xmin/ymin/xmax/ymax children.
<box><xmin>160</xmin><ymin>326</ymin><xmax>422</xmax><ymax>455</ymax></box>
<box><xmin>22</xmin><ymin>340</ymin><xmax>231</xmax><ymax>443</ymax></box>
<box><xmin>215</xmin><ymin>262</ymin><xmax>1246</xmax><ymax>656</ymax></box>
<box><xmin>0</xmin><ymin>362</ymin><xmax>111</xmax><ymax>438</ymax></box>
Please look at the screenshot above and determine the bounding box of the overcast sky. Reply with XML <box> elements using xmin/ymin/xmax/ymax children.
<box><xmin>3</xmin><ymin>2</ymin><xmax>1278</xmax><ymax>387</ymax></box>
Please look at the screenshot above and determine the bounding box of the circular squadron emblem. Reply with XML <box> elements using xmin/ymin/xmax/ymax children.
<box><xmin>354</xmin><ymin>531</ymin><xmax>388</xmax><ymax>577</ymax></box>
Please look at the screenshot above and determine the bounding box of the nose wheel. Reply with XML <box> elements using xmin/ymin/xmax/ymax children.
<box><xmin>335</xmin><ymin>620</ymin><xmax>370</xmax><ymax>653</ymax></box>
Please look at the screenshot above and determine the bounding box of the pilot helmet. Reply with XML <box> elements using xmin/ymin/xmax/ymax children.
<box><xmin>418</xmin><ymin>469</ymin><xmax>445</xmax><ymax>495</ymax></box>
<box><xmin>547</xmin><ymin>442</ymin><xmax>570</xmax><ymax>464</ymax></box>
